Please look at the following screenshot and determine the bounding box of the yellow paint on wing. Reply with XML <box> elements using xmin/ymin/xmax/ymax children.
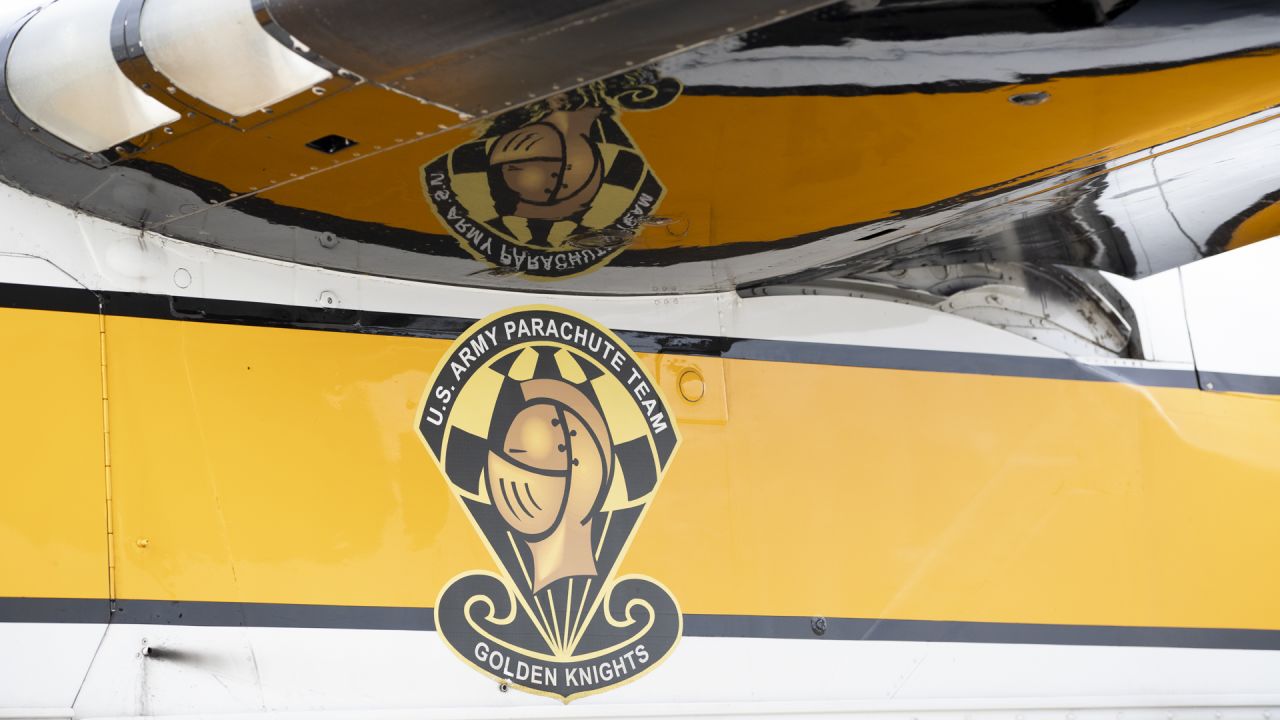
<box><xmin>233</xmin><ymin>51</ymin><xmax>1280</xmax><ymax>254</ymax></box>
<box><xmin>1228</xmin><ymin>198</ymin><xmax>1280</xmax><ymax>251</ymax></box>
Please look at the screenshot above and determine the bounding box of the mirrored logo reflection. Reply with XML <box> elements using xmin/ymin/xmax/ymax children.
<box><xmin>421</xmin><ymin>70</ymin><xmax>681</xmax><ymax>278</ymax></box>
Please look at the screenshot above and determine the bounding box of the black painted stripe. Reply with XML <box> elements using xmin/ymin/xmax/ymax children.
<box><xmin>3</xmin><ymin>598</ymin><xmax>1278</xmax><ymax>651</ymax></box>
<box><xmin>0</xmin><ymin>282</ymin><xmax>101</xmax><ymax>314</ymax></box>
<box><xmin>682</xmin><ymin>614</ymin><xmax>1280</xmax><ymax>652</ymax></box>
<box><xmin>111</xmin><ymin>599</ymin><xmax>435</xmax><ymax>631</ymax></box>
<box><xmin>1200</xmin><ymin>370</ymin><xmax>1280</xmax><ymax>396</ymax></box>
<box><xmin>0</xmin><ymin>597</ymin><xmax>109</xmax><ymax>624</ymax></box>
<box><xmin>718</xmin><ymin>338</ymin><xmax>1202</xmax><ymax>389</ymax></box>
<box><xmin>0</xmin><ymin>281</ymin><xmax>1273</xmax><ymax>394</ymax></box>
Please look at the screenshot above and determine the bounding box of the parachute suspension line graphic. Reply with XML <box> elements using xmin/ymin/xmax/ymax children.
<box><xmin>533</xmin><ymin>590</ymin><xmax>559</xmax><ymax>656</ymax></box>
<box><xmin>547</xmin><ymin>590</ymin><xmax>563</xmax><ymax>654</ymax></box>
<box><xmin>595</xmin><ymin>510</ymin><xmax>614</xmax><ymax>560</ymax></box>
<box><xmin>569</xmin><ymin>577</ymin><xmax>593</xmax><ymax>654</ymax></box>
<box><xmin>564</xmin><ymin>578</ymin><xmax>575</xmax><ymax>652</ymax></box>
<box><xmin>536</xmin><ymin>575</ymin><xmax>583</xmax><ymax>654</ymax></box>
<box><xmin>508</xmin><ymin>530</ymin><xmax>560</xmax><ymax>655</ymax></box>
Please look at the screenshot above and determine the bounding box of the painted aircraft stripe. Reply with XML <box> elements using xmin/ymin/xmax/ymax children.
<box><xmin>5</xmin><ymin>309</ymin><xmax>1278</xmax><ymax>640</ymax></box>
<box><xmin>2</xmin><ymin>598</ymin><xmax>1278</xmax><ymax>651</ymax></box>
<box><xmin>0</xmin><ymin>281</ymin><xmax>1255</xmax><ymax>393</ymax></box>
<box><xmin>1198</xmin><ymin>370</ymin><xmax>1280</xmax><ymax>396</ymax></box>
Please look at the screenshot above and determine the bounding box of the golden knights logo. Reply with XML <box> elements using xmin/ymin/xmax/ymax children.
<box><xmin>417</xmin><ymin>306</ymin><xmax>682</xmax><ymax>701</ymax></box>
<box><xmin>421</xmin><ymin>69</ymin><xmax>681</xmax><ymax>278</ymax></box>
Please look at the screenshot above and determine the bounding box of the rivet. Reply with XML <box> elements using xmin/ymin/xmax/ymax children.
<box><xmin>311</xmin><ymin>86</ymin><xmax>326</xmax><ymax>96</ymax></box>
<box><xmin>1205</xmin><ymin>382</ymin><xmax>1215</xmax><ymax>390</ymax></box>
<box><xmin>319</xmin><ymin>291</ymin><xmax>338</xmax><ymax>306</ymax></box>
<box><xmin>498</xmin><ymin>681</ymin><xmax>509</xmax><ymax>693</ymax></box>
<box><xmin>318</xmin><ymin>233</ymin><xmax>339</xmax><ymax>249</ymax></box>
<box><xmin>172</xmin><ymin>268</ymin><xmax>192</xmax><ymax>289</ymax></box>
<box><xmin>135</xmin><ymin>538</ymin><xmax>149</xmax><ymax>548</ymax></box>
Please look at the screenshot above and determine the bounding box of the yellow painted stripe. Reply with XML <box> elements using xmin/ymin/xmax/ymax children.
<box><xmin>0</xmin><ymin>308</ymin><xmax>108</xmax><ymax>600</ymax></box>
<box><xmin>4</xmin><ymin>308</ymin><xmax>1280</xmax><ymax>633</ymax></box>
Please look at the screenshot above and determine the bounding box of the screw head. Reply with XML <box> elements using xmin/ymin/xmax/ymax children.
<box><xmin>811</xmin><ymin>616</ymin><xmax>827</xmax><ymax>636</ymax></box>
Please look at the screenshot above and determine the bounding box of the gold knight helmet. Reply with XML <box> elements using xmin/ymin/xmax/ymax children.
<box><xmin>485</xmin><ymin>377</ymin><xmax>614</xmax><ymax>592</ymax></box>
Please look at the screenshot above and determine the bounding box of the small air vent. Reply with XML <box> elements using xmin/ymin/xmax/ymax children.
<box><xmin>306</xmin><ymin>134</ymin><xmax>357</xmax><ymax>154</ymax></box>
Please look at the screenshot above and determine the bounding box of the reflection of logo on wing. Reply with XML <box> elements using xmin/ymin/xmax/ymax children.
<box><xmin>420</xmin><ymin>69</ymin><xmax>681</xmax><ymax>279</ymax></box>
<box><xmin>417</xmin><ymin>306</ymin><xmax>682</xmax><ymax>701</ymax></box>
